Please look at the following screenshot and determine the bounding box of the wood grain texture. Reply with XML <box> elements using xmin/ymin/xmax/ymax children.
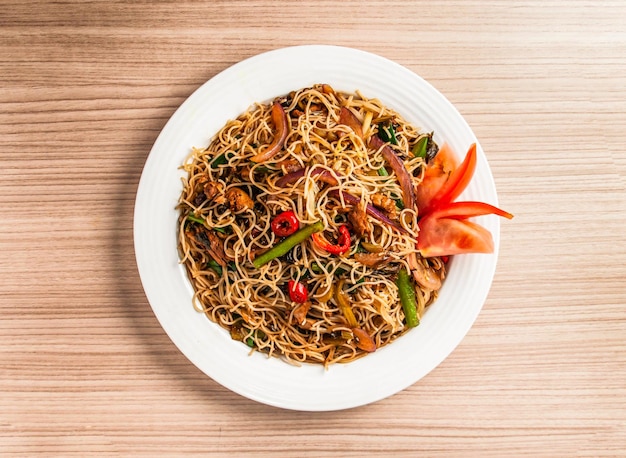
<box><xmin>1</xmin><ymin>1</ymin><xmax>625</xmax><ymax>456</ymax></box>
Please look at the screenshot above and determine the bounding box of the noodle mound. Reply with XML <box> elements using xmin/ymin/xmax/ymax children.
<box><xmin>178</xmin><ymin>84</ymin><xmax>446</xmax><ymax>366</ymax></box>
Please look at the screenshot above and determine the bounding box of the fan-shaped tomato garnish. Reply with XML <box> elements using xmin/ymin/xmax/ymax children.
<box><xmin>416</xmin><ymin>144</ymin><xmax>513</xmax><ymax>257</ymax></box>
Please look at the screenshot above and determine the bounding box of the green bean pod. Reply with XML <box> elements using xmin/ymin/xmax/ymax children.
<box><xmin>397</xmin><ymin>268</ymin><xmax>419</xmax><ymax>328</ymax></box>
<box><xmin>252</xmin><ymin>220</ymin><xmax>324</xmax><ymax>268</ymax></box>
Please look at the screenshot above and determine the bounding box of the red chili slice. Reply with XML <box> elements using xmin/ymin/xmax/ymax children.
<box><xmin>271</xmin><ymin>210</ymin><xmax>300</xmax><ymax>237</ymax></box>
<box><xmin>288</xmin><ymin>280</ymin><xmax>308</xmax><ymax>303</ymax></box>
<box><xmin>311</xmin><ymin>225</ymin><xmax>351</xmax><ymax>255</ymax></box>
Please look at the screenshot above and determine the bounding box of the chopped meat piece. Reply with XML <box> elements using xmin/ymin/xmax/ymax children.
<box><xmin>348</xmin><ymin>206</ymin><xmax>371</xmax><ymax>237</ymax></box>
<box><xmin>277</xmin><ymin>159</ymin><xmax>301</xmax><ymax>174</ymax></box>
<box><xmin>238</xmin><ymin>164</ymin><xmax>252</xmax><ymax>181</ymax></box>
<box><xmin>354</xmin><ymin>252</ymin><xmax>391</xmax><ymax>268</ymax></box>
<box><xmin>203</xmin><ymin>181</ymin><xmax>223</xmax><ymax>202</ymax></box>
<box><xmin>193</xmin><ymin>192</ymin><xmax>206</xmax><ymax>207</ymax></box>
<box><xmin>191</xmin><ymin>174</ymin><xmax>209</xmax><ymax>204</ymax></box>
<box><xmin>320</xmin><ymin>84</ymin><xmax>335</xmax><ymax>95</ymax></box>
<box><xmin>225</xmin><ymin>188</ymin><xmax>254</xmax><ymax>213</ymax></box>
<box><xmin>291</xmin><ymin>301</ymin><xmax>312</xmax><ymax>325</ymax></box>
<box><xmin>192</xmin><ymin>227</ymin><xmax>229</xmax><ymax>267</ymax></box>
<box><xmin>371</xmin><ymin>193</ymin><xmax>397</xmax><ymax>218</ymax></box>
<box><xmin>408</xmin><ymin>253</ymin><xmax>442</xmax><ymax>291</ymax></box>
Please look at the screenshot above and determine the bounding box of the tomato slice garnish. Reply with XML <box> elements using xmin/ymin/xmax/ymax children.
<box><xmin>418</xmin><ymin>216</ymin><xmax>495</xmax><ymax>257</ymax></box>
<box><xmin>426</xmin><ymin>201</ymin><xmax>514</xmax><ymax>221</ymax></box>
<box><xmin>417</xmin><ymin>143</ymin><xmax>477</xmax><ymax>216</ymax></box>
<box><xmin>415</xmin><ymin>142</ymin><xmax>458</xmax><ymax>213</ymax></box>
<box><xmin>417</xmin><ymin>201</ymin><xmax>513</xmax><ymax>257</ymax></box>
<box><xmin>415</xmin><ymin>142</ymin><xmax>513</xmax><ymax>258</ymax></box>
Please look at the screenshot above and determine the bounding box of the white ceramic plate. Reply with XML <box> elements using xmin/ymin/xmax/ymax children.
<box><xmin>134</xmin><ymin>45</ymin><xmax>501</xmax><ymax>411</ymax></box>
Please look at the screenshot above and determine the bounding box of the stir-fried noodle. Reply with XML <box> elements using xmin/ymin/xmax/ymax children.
<box><xmin>178</xmin><ymin>84</ymin><xmax>446</xmax><ymax>366</ymax></box>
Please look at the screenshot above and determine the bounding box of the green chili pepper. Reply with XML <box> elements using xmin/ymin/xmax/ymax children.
<box><xmin>397</xmin><ymin>268</ymin><xmax>419</xmax><ymax>328</ymax></box>
<box><xmin>334</xmin><ymin>279</ymin><xmax>358</xmax><ymax>328</ymax></box>
<box><xmin>252</xmin><ymin>221</ymin><xmax>324</xmax><ymax>268</ymax></box>
<box><xmin>412</xmin><ymin>133</ymin><xmax>439</xmax><ymax>162</ymax></box>
<box><xmin>412</xmin><ymin>136</ymin><xmax>429</xmax><ymax>158</ymax></box>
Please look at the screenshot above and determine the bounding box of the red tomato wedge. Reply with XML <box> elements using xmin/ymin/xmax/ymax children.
<box><xmin>417</xmin><ymin>201</ymin><xmax>513</xmax><ymax>257</ymax></box>
<box><xmin>417</xmin><ymin>143</ymin><xmax>477</xmax><ymax>216</ymax></box>
<box><xmin>415</xmin><ymin>142</ymin><xmax>458</xmax><ymax>213</ymax></box>
<box><xmin>418</xmin><ymin>217</ymin><xmax>495</xmax><ymax>257</ymax></box>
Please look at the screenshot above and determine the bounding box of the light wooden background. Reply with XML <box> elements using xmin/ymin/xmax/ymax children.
<box><xmin>1</xmin><ymin>1</ymin><xmax>625</xmax><ymax>456</ymax></box>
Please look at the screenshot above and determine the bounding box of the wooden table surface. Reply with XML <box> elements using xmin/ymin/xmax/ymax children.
<box><xmin>2</xmin><ymin>1</ymin><xmax>625</xmax><ymax>456</ymax></box>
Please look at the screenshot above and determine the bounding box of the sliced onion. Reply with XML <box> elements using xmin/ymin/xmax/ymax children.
<box><xmin>338</xmin><ymin>107</ymin><xmax>363</xmax><ymax>138</ymax></box>
<box><xmin>369</xmin><ymin>136</ymin><xmax>416</xmax><ymax>210</ymax></box>
<box><xmin>275</xmin><ymin>168</ymin><xmax>305</xmax><ymax>187</ymax></box>
<box><xmin>250</xmin><ymin>102</ymin><xmax>289</xmax><ymax>163</ymax></box>
<box><xmin>276</xmin><ymin>167</ymin><xmax>339</xmax><ymax>187</ymax></box>
<box><xmin>328</xmin><ymin>190</ymin><xmax>407</xmax><ymax>234</ymax></box>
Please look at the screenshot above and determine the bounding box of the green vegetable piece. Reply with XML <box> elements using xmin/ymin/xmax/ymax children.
<box><xmin>211</xmin><ymin>151</ymin><xmax>233</xmax><ymax>168</ymax></box>
<box><xmin>187</xmin><ymin>214</ymin><xmax>228</xmax><ymax>233</ymax></box>
<box><xmin>254</xmin><ymin>165</ymin><xmax>272</xmax><ymax>174</ymax></box>
<box><xmin>412</xmin><ymin>136</ymin><xmax>429</xmax><ymax>158</ymax></box>
<box><xmin>356</xmin><ymin>243</ymin><xmax>369</xmax><ymax>254</ymax></box>
<box><xmin>334</xmin><ymin>267</ymin><xmax>347</xmax><ymax>277</ymax></box>
<box><xmin>207</xmin><ymin>259</ymin><xmax>223</xmax><ymax>275</ymax></box>
<box><xmin>397</xmin><ymin>268</ymin><xmax>419</xmax><ymax>328</ymax></box>
<box><xmin>187</xmin><ymin>214</ymin><xmax>205</xmax><ymax>224</ymax></box>
<box><xmin>245</xmin><ymin>330</ymin><xmax>265</xmax><ymax>347</ymax></box>
<box><xmin>252</xmin><ymin>221</ymin><xmax>324</xmax><ymax>268</ymax></box>
<box><xmin>377</xmin><ymin>166</ymin><xmax>389</xmax><ymax>176</ymax></box>
<box><xmin>310</xmin><ymin>262</ymin><xmax>323</xmax><ymax>274</ymax></box>
<box><xmin>378</xmin><ymin>123</ymin><xmax>398</xmax><ymax>145</ymax></box>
